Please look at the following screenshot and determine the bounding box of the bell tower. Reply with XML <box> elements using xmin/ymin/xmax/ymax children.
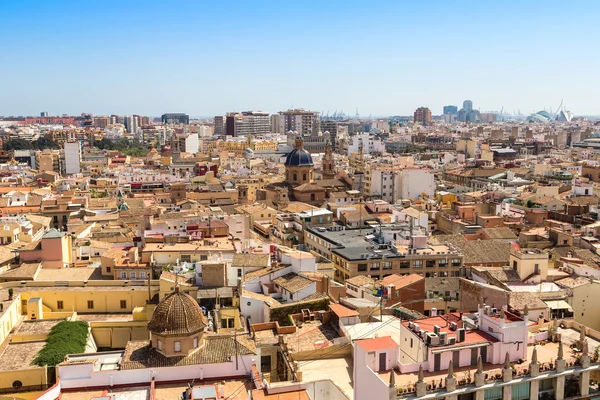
<box><xmin>322</xmin><ymin>139</ymin><xmax>335</xmax><ymax>180</ymax></box>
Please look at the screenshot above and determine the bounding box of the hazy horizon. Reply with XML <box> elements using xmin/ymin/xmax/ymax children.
<box><xmin>1</xmin><ymin>0</ymin><xmax>599</xmax><ymax>117</ymax></box>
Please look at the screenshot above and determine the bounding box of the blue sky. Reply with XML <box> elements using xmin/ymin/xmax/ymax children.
<box><xmin>0</xmin><ymin>0</ymin><xmax>598</xmax><ymax>117</ymax></box>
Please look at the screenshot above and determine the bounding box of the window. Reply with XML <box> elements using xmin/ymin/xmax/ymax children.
<box><xmin>513</xmin><ymin>261</ymin><xmax>517</xmax><ymax>270</ymax></box>
<box><xmin>106</xmin><ymin>267</ymin><xmax>111</xmax><ymax>273</ymax></box>
<box><xmin>140</xmin><ymin>271</ymin><xmax>147</xmax><ymax>280</ymax></box>
<box><xmin>438</xmin><ymin>259</ymin><xmax>448</xmax><ymax>268</ymax></box>
<box><xmin>130</xmin><ymin>271</ymin><xmax>136</xmax><ymax>279</ymax></box>
<box><xmin>370</xmin><ymin>263</ymin><xmax>380</xmax><ymax>271</ymax></box>
<box><xmin>237</xmin><ymin>269</ymin><xmax>242</xmax><ymax>278</ymax></box>
<box><xmin>410</xmin><ymin>338</ymin><xmax>413</xmax><ymax>348</ymax></box>
<box><xmin>181</xmin><ymin>255</ymin><xmax>191</xmax><ymax>262</ymax></box>
<box><xmin>382</xmin><ymin>262</ymin><xmax>392</xmax><ymax>270</ymax></box>
<box><xmin>120</xmin><ymin>300</ymin><xmax>127</xmax><ymax>309</ymax></box>
<box><xmin>261</xmin><ymin>355</ymin><xmax>272</xmax><ymax>371</ymax></box>
<box><xmin>200</xmin><ymin>255</ymin><xmax>208</xmax><ymax>261</ymax></box>
<box><xmin>426</xmin><ymin>260</ymin><xmax>436</xmax><ymax>268</ymax></box>
<box><xmin>293</xmin><ymin>174</ymin><xmax>297</xmax><ymax>181</ymax></box>
<box><xmin>228</xmin><ymin>319</ymin><xmax>235</xmax><ymax>328</ymax></box>
<box><xmin>358</xmin><ymin>263</ymin><xmax>368</xmax><ymax>272</ymax></box>
<box><xmin>290</xmin><ymin>293</ymin><xmax>294</xmax><ymax>300</ymax></box>
<box><xmin>157</xmin><ymin>340</ymin><xmax>162</xmax><ymax>351</ymax></box>
<box><xmin>451</xmin><ymin>271</ymin><xmax>461</xmax><ymax>277</ymax></box>
<box><xmin>120</xmin><ymin>271</ymin><xmax>127</xmax><ymax>279</ymax></box>
<box><xmin>451</xmin><ymin>259</ymin><xmax>461</xmax><ymax>267</ymax></box>
<box><xmin>311</xmin><ymin>193</ymin><xmax>315</xmax><ymax>201</ymax></box>
<box><xmin>174</xmin><ymin>341</ymin><xmax>181</xmax><ymax>352</ymax></box>
<box><xmin>400</xmin><ymin>261</ymin><xmax>410</xmax><ymax>269</ymax></box>
<box><xmin>303</xmin><ymin>173</ymin><xmax>307</xmax><ymax>181</ymax></box>
<box><xmin>193</xmin><ymin>337</ymin><xmax>198</xmax><ymax>348</ymax></box>
<box><xmin>413</xmin><ymin>260</ymin><xmax>423</xmax><ymax>268</ymax></box>
<box><xmin>87</xmin><ymin>300</ymin><xmax>94</xmax><ymax>309</ymax></box>
<box><xmin>57</xmin><ymin>301</ymin><xmax>64</xmax><ymax>310</ymax></box>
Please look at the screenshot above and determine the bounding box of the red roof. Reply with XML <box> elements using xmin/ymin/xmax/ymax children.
<box><xmin>330</xmin><ymin>304</ymin><xmax>359</xmax><ymax>318</ymax></box>
<box><xmin>402</xmin><ymin>313</ymin><xmax>500</xmax><ymax>348</ymax></box>
<box><xmin>356</xmin><ymin>336</ymin><xmax>398</xmax><ymax>351</ymax></box>
<box><xmin>382</xmin><ymin>273</ymin><xmax>423</xmax><ymax>288</ymax></box>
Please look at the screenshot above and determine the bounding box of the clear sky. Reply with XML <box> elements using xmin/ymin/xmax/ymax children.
<box><xmin>0</xmin><ymin>0</ymin><xmax>598</xmax><ymax>117</ymax></box>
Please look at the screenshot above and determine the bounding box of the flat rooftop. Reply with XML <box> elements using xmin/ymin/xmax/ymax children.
<box><xmin>344</xmin><ymin>315</ymin><xmax>403</xmax><ymax>341</ymax></box>
<box><xmin>506</xmin><ymin>282</ymin><xmax>562</xmax><ymax>293</ymax></box>
<box><xmin>153</xmin><ymin>379</ymin><xmax>252</xmax><ymax>400</ymax></box>
<box><xmin>16</xmin><ymin>319</ymin><xmax>63</xmax><ymax>335</ymax></box>
<box><xmin>75</xmin><ymin>313</ymin><xmax>135</xmax><ymax>322</ymax></box>
<box><xmin>297</xmin><ymin>357</ymin><xmax>354</xmax><ymax>399</ymax></box>
<box><xmin>35</xmin><ymin>267</ymin><xmax>110</xmax><ymax>281</ymax></box>
<box><xmin>0</xmin><ymin>341</ymin><xmax>45</xmax><ymax>371</ymax></box>
<box><xmin>381</xmin><ymin>326</ymin><xmax>600</xmax><ymax>389</ymax></box>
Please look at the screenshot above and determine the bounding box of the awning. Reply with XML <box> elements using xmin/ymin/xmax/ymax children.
<box><xmin>430</xmin><ymin>342</ymin><xmax>490</xmax><ymax>354</ymax></box>
<box><xmin>544</xmin><ymin>300</ymin><xmax>572</xmax><ymax>311</ymax></box>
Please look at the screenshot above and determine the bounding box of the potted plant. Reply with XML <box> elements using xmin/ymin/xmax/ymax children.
<box><xmin>8</xmin><ymin>288</ymin><xmax>13</xmax><ymax>300</ymax></box>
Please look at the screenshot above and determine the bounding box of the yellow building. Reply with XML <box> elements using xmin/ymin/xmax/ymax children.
<box><xmin>209</xmin><ymin>136</ymin><xmax>278</xmax><ymax>156</ymax></box>
<box><xmin>510</xmin><ymin>247</ymin><xmax>548</xmax><ymax>281</ymax></box>
<box><xmin>16</xmin><ymin>283</ymin><xmax>159</xmax><ymax>315</ymax></box>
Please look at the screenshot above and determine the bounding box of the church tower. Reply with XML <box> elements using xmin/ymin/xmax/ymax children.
<box><xmin>322</xmin><ymin>139</ymin><xmax>335</xmax><ymax>180</ymax></box>
<box><xmin>284</xmin><ymin>137</ymin><xmax>314</xmax><ymax>185</ymax></box>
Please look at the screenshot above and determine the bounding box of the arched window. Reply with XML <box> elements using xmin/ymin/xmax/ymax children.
<box><xmin>194</xmin><ymin>337</ymin><xmax>198</xmax><ymax>348</ymax></box>
<box><xmin>174</xmin><ymin>341</ymin><xmax>181</xmax><ymax>352</ymax></box>
<box><xmin>303</xmin><ymin>173</ymin><xmax>307</xmax><ymax>181</ymax></box>
<box><xmin>293</xmin><ymin>173</ymin><xmax>297</xmax><ymax>181</ymax></box>
<box><xmin>157</xmin><ymin>340</ymin><xmax>162</xmax><ymax>351</ymax></box>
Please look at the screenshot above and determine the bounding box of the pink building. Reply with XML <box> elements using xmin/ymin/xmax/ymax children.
<box><xmin>18</xmin><ymin>228</ymin><xmax>73</xmax><ymax>268</ymax></box>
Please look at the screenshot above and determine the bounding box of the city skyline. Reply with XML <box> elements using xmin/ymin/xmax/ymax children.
<box><xmin>1</xmin><ymin>0</ymin><xmax>599</xmax><ymax>116</ymax></box>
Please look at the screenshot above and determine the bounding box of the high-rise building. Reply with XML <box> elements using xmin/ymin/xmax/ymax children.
<box><xmin>161</xmin><ymin>113</ymin><xmax>190</xmax><ymax>125</ymax></box>
<box><xmin>279</xmin><ymin>109</ymin><xmax>320</xmax><ymax>136</ymax></box>
<box><xmin>123</xmin><ymin>116</ymin><xmax>138</xmax><ymax>133</ymax></box>
<box><xmin>94</xmin><ymin>116</ymin><xmax>110</xmax><ymax>129</ymax></box>
<box><xmin>214</xmin><ymin>116</ymin><xmax>225</xmax><ymax>136</ymax></box>
<box><xmin>224</xmin><ymin>111</ymin><xmax>270</xmax><ymax>137</ymax></box>
<box><xmin>40</xmin><ymin>111</ymin><xmax>49</xmax><ymax>117</ymax></box>
<box><xmin>413</xmin><ymin>107</ymin><xmax>432</xmax><ymax>125</ymax></box>
<box><xmin>458</xmin><ymin>100</ymin><xmax>481</xmax><ymax>123</ymax></box>
<box><xmin>463</xmin><ymin>100</ymin><xmax>473</xmax><ymax>112</ymax></box>
<box><xmin>63</xmin><ymin>142</ymin><xmax>81</xmax><ymax>175</ymax></box>
<box><xmin>443</xmin><ymin>105</ymin><xmax>458</xmax><ymax>115</ymax></box>
<box><xmin>141</xmin><ymin>116</ymin><xmax>150</xmax><ymax>126</ymax></box>
<box><xmin>184</xmin><ymin>133</ymin><xmax>199</xmax><ymax>154</ymax></box>
<box><xmin>320</xmin><ymin>120</ymin><xmax>339</xmax><ymax>150</ymax></box>
<box><xmin>270</xmin><ymin>114</ymin><xmax>285</xmax><ymax>134</ymax></box>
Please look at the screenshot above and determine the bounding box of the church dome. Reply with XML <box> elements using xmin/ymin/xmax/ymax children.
<box><xmin>148</xmin><ymin>290</ymin><xmax>207</xmax><ymax>336</ymax></box>
<box><xmin>285</xmin><ymin>137</ymin><xmax>313</xmax><ymax>167</ymax></box>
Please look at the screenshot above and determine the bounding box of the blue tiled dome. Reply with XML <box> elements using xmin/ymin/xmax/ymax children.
<box><xmin>285</xmin><ymin>138</ymin><xmax>313</xmax><ymax>167</ymax></box>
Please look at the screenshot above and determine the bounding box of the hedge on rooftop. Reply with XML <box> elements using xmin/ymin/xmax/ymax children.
<box><xmin>33</xmin><ymin>321</ymin><xmax>89</xmax><ymax>367</ymax></box>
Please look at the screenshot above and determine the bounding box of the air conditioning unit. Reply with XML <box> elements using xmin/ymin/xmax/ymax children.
<box><xmin>413</xmin><ymin>323</ymin><xmax>420</xmax><ymax>332</ymax></box>
<box><xmin>457</xmin><ymin>328</ymin><xmax>466</xmax><ymax>342</ymax></box>
<box><xmin>448</xmin><ymin>337</ymin><xmax>456</xmax><ymax>345</ymax></box>
<box><xmin>450</xmin><ymin>322</ymin><xmax>458</xmax><ymax>331</ymax></box>
<box><xmin>433</xmin><ymin>325</ymin><xmax>440</xmax><ymax>335</ymax></box>
<box><xmin>426</xmin><ymin>332</ymin><xmax>440</xmax><ymax>346</ymax></box>
<box><xmin>439</xmin><ymin>332</ymin><xmax>447</xmax><ymax>345</ymax></box>
<box><xmin>408</xmin><ymin>321</ymin><xmax>414</xmax><ymax>329</ymax></box>
<box><xmin>491</xmin><ymin>308</ymin><xmax>498</xmax><ymax>314</ymax></box>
